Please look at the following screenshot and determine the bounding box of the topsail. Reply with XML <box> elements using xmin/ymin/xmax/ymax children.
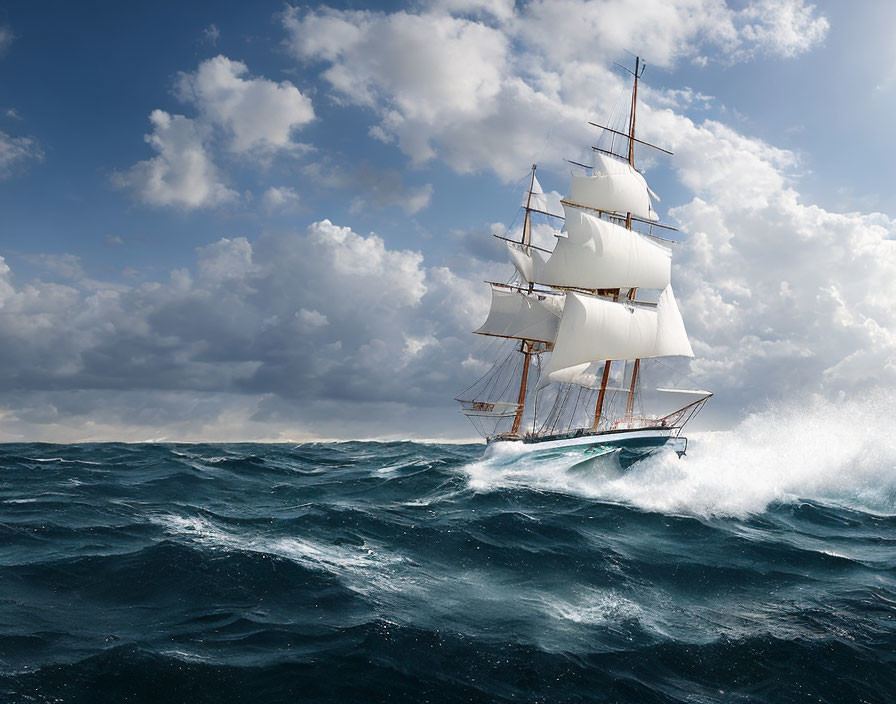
<box><xmin>567</xmin><ymin>153</ymin><xmax>658</xmax><ymax>220</ymax></box>
<box><xmin>522</xmin><ymin>174</ymin><xmax>564</xmax><ymax>219</ymax></box>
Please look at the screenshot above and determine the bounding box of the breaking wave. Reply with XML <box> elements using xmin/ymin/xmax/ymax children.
<box><xmin>463</xmin><ymin>391</ymin><xmax>896</xmax><ymax>517</ymax></box>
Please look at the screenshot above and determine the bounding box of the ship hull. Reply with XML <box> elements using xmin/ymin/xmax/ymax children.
<box><xmin>485</xmin><ymin>427</ymin><xmax>685</xmax><ymax>470</ymax></box>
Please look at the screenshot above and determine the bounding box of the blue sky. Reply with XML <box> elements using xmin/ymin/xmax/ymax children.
<box><xmin>1</xmin><ymin>0</ymin><xmax>896</xmax><ymax>441</ymax></box>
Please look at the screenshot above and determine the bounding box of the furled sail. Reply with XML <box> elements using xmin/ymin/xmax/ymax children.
<box><xmin>507</xmin><ymin>242</ymin><xmax>546</xmax><ymax>285</ymax></box>
<box><xmin>537</xmin><ymin>288</ymin><xmax>693</xmax><ymax>388</ymax></box>
<box><xmin>522</xmin><ymin>174</ymin><xmax>564</xmax><ymax>218</ymax></box>
<box><xmin>568</xmin><ymin>153</ymin><xmax>657</xmax><ymax>220</ymax></box>
<box><xmin>540</xmin><ymin>206</ymin><xmax>671</xmax><ymax>290</ymax></box>
<box><xmin>475</xmin><ymin>286</ymin><xmax>563</xmax><ymax>344</ymax></box>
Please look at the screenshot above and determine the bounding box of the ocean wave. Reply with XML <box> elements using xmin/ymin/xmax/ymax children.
<box><xmin>2</xmin><ymin>436</ymin><xmax>896</xmax><ymax>702</ymax></box>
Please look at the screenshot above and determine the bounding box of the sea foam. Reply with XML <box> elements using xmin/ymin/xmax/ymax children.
<box><xmin>461</xmin><ymin>391</ymin><xmax>896</xmax><ymax>517</ymax></box>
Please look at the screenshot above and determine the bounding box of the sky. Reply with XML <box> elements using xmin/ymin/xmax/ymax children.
<box><xmin>1</xmin><ymin>0</ymin><xmax>896</xmax><ymax>442</ymax></box>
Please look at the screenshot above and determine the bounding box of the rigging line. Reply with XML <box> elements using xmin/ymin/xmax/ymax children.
<box><xmin>536</xmin><ymin>123</ymin><xmax>554</xmax><ymax>167</ymax></box>
<box><xmin>530</xmin><ymin>356</ymin><xmax>543</xmax><ymax>435</ymax></box>
<box><xmin>569</xmin><ymin>385</ymin><xmax>585</xmax><ymax>431</ymax></box>
<box><xmin>651</xmin><ymin>357</ymin><xmax>701</xmax><ymax>386</ymax></box>
<box><xmin>543</xmin><ymin>385</ymin><xmax>562</xmax><ymax>435</ymax></box>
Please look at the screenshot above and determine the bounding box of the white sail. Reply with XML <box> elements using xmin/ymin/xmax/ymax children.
<box><xmin>522</xmin><ymin>174</ymin><xmax>564</xmax><ymax>218</ymax></box>
<box><xmin>475</xmin><ymin>286</ymin><xmax>563</xmax><ymax>344</ymax></box>
<box><xmin>568</xmin><ymin>153</ymin><xmax>657</xmax><ymax>220</ymax></box>
<box><xmin>537</xmin><ymin>288</ymin><xmax>692</xmax><ymax>388</ymax></box>
<box><xmin>507</xmin><ymin>242</ymin><xmax>546</xmax><ymax>285</ymax></box>
<box><xmin>654</xmin><ymin>285</ymin><xmax>694</xmax><ymax>358</ymax></box>
<box><xmin>540</xmin><ymin>206</ymin><xmax>671</xmax><ymax>290</ymax></box>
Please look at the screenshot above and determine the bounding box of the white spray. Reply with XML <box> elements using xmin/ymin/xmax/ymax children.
<box><xmin>462</xmin><ymin>390</ymin><xmax>896</xmax><ymax>518</ymax></box>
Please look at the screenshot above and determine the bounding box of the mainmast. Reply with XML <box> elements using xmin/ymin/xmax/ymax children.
<box><xmin>624</xmin><ymin>57</ymin><xmax>644</xmax><ymax>420</ymax></box>
<box><xmin>594</xmin><ymin>57</ymin><xmax>644</xmax><ymax>429</ymax></box>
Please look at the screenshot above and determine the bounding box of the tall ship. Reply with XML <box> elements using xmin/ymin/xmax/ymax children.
<box><xmin>456</xmin><ymin>58</ymin><xmax>711</xmax><ymax>468</ymax></box>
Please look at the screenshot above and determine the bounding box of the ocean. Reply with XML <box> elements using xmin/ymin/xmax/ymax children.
<box><xmin>2</xmin><ymin>414</ymin><xmax>896</xmax><ymax>701</ymax></box>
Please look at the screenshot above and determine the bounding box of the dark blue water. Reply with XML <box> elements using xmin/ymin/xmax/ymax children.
<box><xmin>2</xmin><ymin>435</ymin><xmax>895</xmax><ymax>702</ymax></box>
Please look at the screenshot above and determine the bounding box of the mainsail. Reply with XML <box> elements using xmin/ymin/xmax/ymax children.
<box><xmin>458</xmin><ymin>56</ymin><xmax>710</xmax><ymax>441</ymax></box>
<box><xmin>540</xmin><ymin>205</ymin><xmax>670</xmax><ymax>290</ymax></box>
<box><xmin>537</xmin><ymin>288</ymin><xmax>693</xmax><ymax>388</ymax></box>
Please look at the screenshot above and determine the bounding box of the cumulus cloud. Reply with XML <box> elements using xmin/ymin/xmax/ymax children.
<box><xmin>0</xmin><ymin>222</ymin><xmax>499</xmax><ymax>440</ymax></box>
<box><xmin>0</xmin><ymin>130</ymin><xmax>44</xmax><ymax>178</ymax></box>
<box><xmin>611</xmin><ymin>103</ymin><xmax>896</xmax><ymax>423</ymax></box>
<box><xmin>735</xmin><ymin>0</ymin><xmax>830</xmax><ymax>60</ymax></box>
<box><xmin>112</xmin><ymin>110</ymin><xmax>238</xmax><ymax>209</ymax></box>
<box><xmin>117</xmin><ymin>56</ymin><xmax>314</xmax><ymax>210</ymax></box>
<box><xmin>283</xmin><ymin>0</ymin><xmax>828</xmax><ymax>179</ymax></box>
<box><xmin>176</xmin><ymin>55</ymin><xmax>314</xmax><ymax>154</ymax></box>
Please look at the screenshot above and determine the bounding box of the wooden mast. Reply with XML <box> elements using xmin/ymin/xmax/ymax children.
<box><xmin>521</xmin><ymin>164</ymin><xmax>537</xmax><ymax>248</ymax></box>
<box><xmin>510</xmin><ymin>340</ymin><xmax>532</xmax><ymax>436</ymax></box>
<box><xmin>508</xmin><ymin>164</ymin><xmax>539</xmax><ymax>436</ymax></box>
<box><xmin>594</xmin><ymin>57</ymin><xmax>643</xmax><ymax>431</ymax></box>
<box><xmin>627</xmin><ymin>56</ymin><xmax>640</xmax><ymax>166</ymax></box>
<box><xmin>624</xmin><ymin>57</ymin><xmax>641</xmax><ymax>419</ymax></box>
<box><xmin>591</xmin><ymin>288</ymin><xmax>620</xmax><ymax>430</ymax></box>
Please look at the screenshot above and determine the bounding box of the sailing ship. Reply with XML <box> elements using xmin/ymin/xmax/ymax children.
<box><xmin>456</xmin><ymin>57</ymin><xmax>711</xmax><ymax>468</ymax></box>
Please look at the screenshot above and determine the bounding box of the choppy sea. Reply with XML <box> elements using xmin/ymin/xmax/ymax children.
<box><xmin>3</xmin><ymin>405</ymin><xmax>896</xmax><ymax>702</ymax></box>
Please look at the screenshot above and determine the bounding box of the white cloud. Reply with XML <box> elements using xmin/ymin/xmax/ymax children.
<box><xmin>627</xmin><ymin>105</ymin><xmax>896</xmax><ymax>420</ymax></box>
<box><xmin>297</xmin><ymin>307</ymin><xmax>328</xmax><ymax>331</ymax></box>
<box><xmin>285</xmin><ymin>7</ymin><xmax>510</xmax><ymax>167</ymax></box>
<box><xmin>0</xmin><ymin>221</ymin><xmax>499</xmax><ymax>440</ymax></box>
<box><xmin>263</xmin><ymin>185</ymin><xmax>300</xmax><ymax>210</ymax></box>
<box><xmin>736</xmin><ymin>0</ymin><xmax>830</xmax><ymax>60</ymax></box>
<box><xmin>428</xmin><ymin>0</ymin><xmax>516</xmax><ymax>22</ymax></box>
<box><xmin>0</xmin><ymin>129</ymin><xmax>44</xmax><ymax>178</ymax></box>
<box><xmin>176</xmin><ymin>55</ymin><xmax>314</xmax><ymax>154</ymax></box>
<box><xmin>283</xmin><ymin>1</ymin><xmax>827</xmax><ymax>180</ymax></box>
<box><xmin>113</xmin><ymin>110</ymin><xmax>238</xmax><ymax>209</ymax></box>
<box><xmin>117</xmin><ymin>56</ymin><xmax>315</xmax><ymax>210</ymax></box>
